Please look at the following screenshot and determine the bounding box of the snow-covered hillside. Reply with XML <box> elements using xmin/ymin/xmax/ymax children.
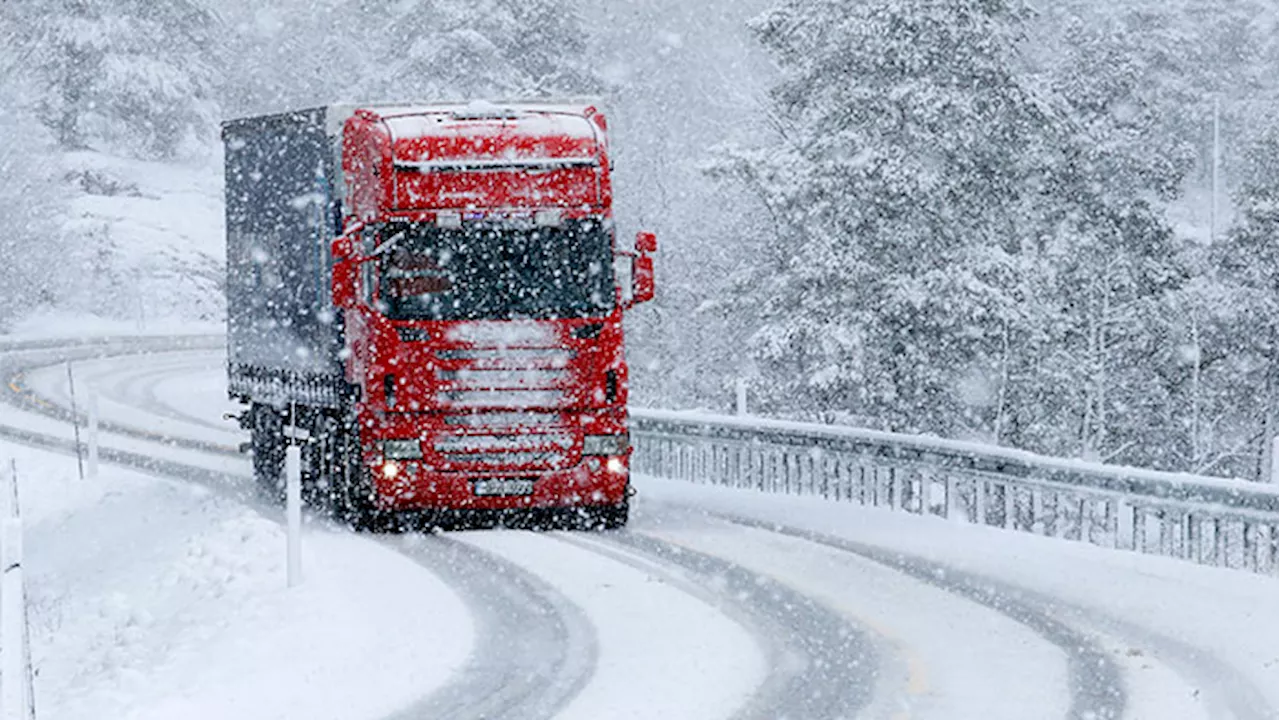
<box><xmin>54</xmin><ymin>150</ymin><xmax>225</xmax><ymax>327</ymax></box>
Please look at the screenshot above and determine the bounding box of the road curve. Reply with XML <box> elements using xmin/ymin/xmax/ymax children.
<box><xmin>707</xmin><ymin>507</ymin><xmax>1273</xmax><ymax>719</ymax></box>
<box><xmin>559</xmin><ymin>530</ymin><xmax>887</xmax><ymax>720</ymax></box>
<box><xmin>13</xmin><ymin>337</ymin><xmax>1265</xmax><ymax>720</ymax></box>
<box><xmin>0</xmin><ymin>338</ymin><xmax>601</xmax><ymax>720</ymax></box>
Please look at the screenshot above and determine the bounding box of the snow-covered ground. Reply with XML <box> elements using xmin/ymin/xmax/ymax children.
<box><xmin>636</xmin><ymin>476</ymin><xmax>1280</xmax><ymax>719</ymax></box>
<box><xmin>52</xmin><ymin>149</ymin><xmax>225</xmax><ymax>328</ymax></box>
<box><xmin>2</xmin><ymin>409</ymin><xmax>472</xmax><ymax>720</ymax></box>
<box><xmin>3</xmin><ymin>339</ymin><xmax>1277</xmax><ymax>720</ymax></box>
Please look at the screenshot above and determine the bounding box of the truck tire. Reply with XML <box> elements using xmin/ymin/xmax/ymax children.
<box><xmin>593</xmin><ymin>500</ymin><xmax>629</xmax><ymax>530</ymax></box>
<box><xmin>250</xmin><ymin>403</ymin><xmax>285</xmax><ymax>502</ymax></box>
<box><xmin>332</xmin><ymin>422</ymin><xmax>385</xmax><ymax>530</ymax></box>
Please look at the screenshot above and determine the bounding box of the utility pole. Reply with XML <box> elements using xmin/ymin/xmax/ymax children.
<box><xmin>1210</xmin><ymin>95</ymin><xmax>1220</xmax><ymax>244</ymax></box>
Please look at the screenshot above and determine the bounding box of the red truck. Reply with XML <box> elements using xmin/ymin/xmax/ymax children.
<box><xmin>222</xmin><ymin>101</ymin><xmax>655</xmax><ymax>528</ymax></box>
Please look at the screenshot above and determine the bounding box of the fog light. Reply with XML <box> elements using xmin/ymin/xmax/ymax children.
<box><xmin>382</xmin><ymin>461</ymin><xmax>401</xmax><ymax>479</ymax></box>
<box><xmin>382</xmin><ymin>438</ymin><xmax>423</xmax><ymax>459</ymax></box>
<box><xmin>606</xmin><ymin>457</ymin><xmax>625</xmax><ymax>474</ymax></box>
<box><xmin>583</xmin><ymin>434</ymin><xmax>629</xmax><ymax>455</ymax></box>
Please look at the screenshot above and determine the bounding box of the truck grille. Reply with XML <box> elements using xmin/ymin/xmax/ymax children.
<box><xmin>439</xmin><ymin>368</ymin><xmax>566</xmax><ymax>388</ymax></box>
<box><xmin>437</xmin><ymin>348</ymin><xmax>575</xmax><ymax>366</ymax></box>
<box><xmin>441</xmin><ymin>389</ymin><xmax>566</xmax><ymax>409</ymax></box>
<box><xmin>433</xmin><ymin>431</ymin><xmax>575</xmax><ymax>470</ymax></box>
<box><xmin>443</xmin><ymin>412</ymin><xmax>560</xmax><ymax>428</ymax></box>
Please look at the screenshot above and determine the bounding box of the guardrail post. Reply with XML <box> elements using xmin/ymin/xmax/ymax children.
<box><xmin>1182</xmin><ymin>512</ymin><xmax>1194</xmax><ymax>561</ymax></box>
<box><xmin>1211</xmin><ymin>517</ymin><xmax>1223</xmax><ymax>567</ymax></box>
<box><xmin>1184</xmin><ymin>512</ymin><xmax>1195</xmax><ymax>561</ymax></box>
<box><xmin>1029</xmin><ymin>488</ymin><xmax>1043</xmax><ymax>535</ymax></box>
<box><xmin>782</xmin><ymin>452</ymin><xmax>791</xmax><ymax>495</ymax></box>
<box><xmin>1269</xmin><ymin>430</ymin><xmax>1280</xmax><ymax>481</ymax></box>
<box><xmin>839</xmin><ymin>458</ymin><xmax>851</xmax><ymax>502</ymax></box>
<box><xmin>1268</xmin><ymin>525</ymin><xmax>1278</xmax><ymax>574</ymax></box>
<box><xmin>1243</xmin><ymin>522</ymin><xmax>1255</xmax><ymax>572</ymax></box>
<box><xmin>1001</xmin><ymin>483</ymin><xmax>1014</xmax><ymax>530</ymax></box>
<box><xmin>818</xmin><ymin>451</ymin><xmax>830</xmax><ymax>499</ymax></box>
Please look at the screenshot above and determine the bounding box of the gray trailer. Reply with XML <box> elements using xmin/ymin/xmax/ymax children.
<box><xmin>222</xmin><ymin>107</ymin><xmax>349</xmax><ymax>409</ymax></box>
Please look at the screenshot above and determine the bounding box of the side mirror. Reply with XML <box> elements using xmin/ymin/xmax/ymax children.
<box><xmin>631</xmin><ymin>254</ymin><xmax>654</xmax><ymax>305</ymax></box>
<box><xmin>635</xmin><ymin>231</ymin><xmax>657</xmax><ymax>254</ymax></box>
<box><xmin>331</xmin><ymin>236</ymin><xmax>354</xmax><ymax>261</ymax></box>
<box><xmin>332</xmin><ymin>259</ymin><xmax>358</xmax><ymax>309</ymax></box>
<box><xmin>331</xmin><ymin>236</ymin><xmax>358</xmax><ymax>309</ymax></box>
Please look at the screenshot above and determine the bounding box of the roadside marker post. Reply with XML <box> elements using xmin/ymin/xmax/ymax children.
<box><xmin>65</xmin><ymin>363</ymin><xmax>84</xmax><ymax>481</ymax></box>
<box><xmin>2</xmin><ymin>517</ymin><xmax>25</xmax><ymax>720</ymax></box>
<box><xmin>286</xmin><ymin>444</ymin><xmax>303</xmax><ymax>588</ymax></box>
<box><xmin>1</xmin><ymin>462</ymin><xmax>34</xmax><ymax>719</ymax></box>
<box><xmin>87</xmin><ymin>388</ymin><xmax>99</xmax><ymax>479</ymax></box>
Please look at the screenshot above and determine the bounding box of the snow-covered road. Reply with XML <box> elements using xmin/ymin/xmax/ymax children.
<box><xmin>3</xmin><ymin>339</ymin><xmax>1276</xmax><ymax>720</ymax></box>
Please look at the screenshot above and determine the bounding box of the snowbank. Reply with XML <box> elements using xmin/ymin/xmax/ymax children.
<box><xmin>7</xmin><ymin>440</ymin><xmax>471</xmax><ymax>720</ymax></box>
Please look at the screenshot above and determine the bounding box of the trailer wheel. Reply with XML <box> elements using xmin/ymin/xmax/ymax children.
<box><xmin>303</xmin><ymin>414</ymin><xmax>339</xmax><ymax>510</ymax></box>
<box><xmin>250</xmin><ymin>403</ymin><xmax>285</xmax><ymax>502</ymax></box>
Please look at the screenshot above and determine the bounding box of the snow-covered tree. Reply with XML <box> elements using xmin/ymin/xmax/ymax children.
<box><xmin>36</xmin><ymin>0</ymin><xmax>221</xmax><ymax>158</ymax></box>
<box><xmin>1200</xmin><ymin>126</ymin><xmax>1279</xmax><ymax>478</ymax></box>
<box><xmin>0</xmin><ymin>4</ymin><xmax>69</xmax><ymax>326</ymax></box>
<box><xmin>710</xmin><ymin>0</ymin><xmax>1060</xmax><ymax>433</ymax></box>
<box><xmin>357</xmin><ymin>0</ymin><xmax>602</xmax><ymax>101</ymax></box>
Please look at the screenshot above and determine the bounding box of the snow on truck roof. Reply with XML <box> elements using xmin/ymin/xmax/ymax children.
<box><xmin>338</xmin><ymin>100</ymin><xmax>602</xmax><ymax>142</ymax></box>
<box><xmin>361</xmin><ymin>101</ymin><xmax>606</xmax><ymax>170</ymax></box>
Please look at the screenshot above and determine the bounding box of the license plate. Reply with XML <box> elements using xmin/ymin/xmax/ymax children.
<box><xmin>472</xmin><ymin>478</ymin><xmax>536</xmax><ymax>496</ymax></box>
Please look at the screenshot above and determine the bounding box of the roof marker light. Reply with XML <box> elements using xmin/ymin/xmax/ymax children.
<box><xmin>436</xmin><ymin>211</ymin><xmax>461</xmax><ymax>229</ymax></box>
<box><xmin>535</xmin><ymin>209</ymin><xmax>562</xmax><ymax>227</ymax></box>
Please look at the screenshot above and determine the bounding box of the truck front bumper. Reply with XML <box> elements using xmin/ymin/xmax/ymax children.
<box><xmin>368</xmin><ymin>454</ymin><xmax>630</xmax><ymax>511</ymax></box>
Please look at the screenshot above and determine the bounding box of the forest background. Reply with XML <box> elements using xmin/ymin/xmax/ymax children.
<box><xmin>0</xmin><ymin>0</ymin><xmax>1276</xmax><ymax>480</ymax></box>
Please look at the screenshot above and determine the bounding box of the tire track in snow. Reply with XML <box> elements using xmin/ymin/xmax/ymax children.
<box><xmin>558</xmin><ymin>530</ymin><xmax>886</xmax><ymax>720</ymax></box>
<box><xmin>710</xmin><ymin>509</ymin><xmax>1276</xmax><ymax>719</ymax></box>
<box><xmin>703</xmin><ymin>510</ymin><xmax>1128</xmax><ymax>720</ymax></box>
<box><xmin>384</xmin><ymin>533</ymin><xmax>598</xmax><ymax>720</ymax></box>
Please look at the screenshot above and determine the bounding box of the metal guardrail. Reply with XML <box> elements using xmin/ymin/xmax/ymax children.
<box><xmin>631</xmin><ymin>409</ymin><xmax>1280</xmax><ymax>574</ymax></box>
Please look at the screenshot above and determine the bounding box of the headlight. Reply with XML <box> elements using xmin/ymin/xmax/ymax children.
<box><xmin>382</xmin><ymin>439</ymin><xmax>423</xmax><ymax>459</ymax></box>
<box><xmin>582</xmin><ymin>434</ymin><xmax>629</xmax><ymax>456</ymax></box>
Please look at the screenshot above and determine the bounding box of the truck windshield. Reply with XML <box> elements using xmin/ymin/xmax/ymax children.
<box><xmin>377</xmin><ymin>219</ymin><xmax>615</xmax><ymax>321</ymax></box>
